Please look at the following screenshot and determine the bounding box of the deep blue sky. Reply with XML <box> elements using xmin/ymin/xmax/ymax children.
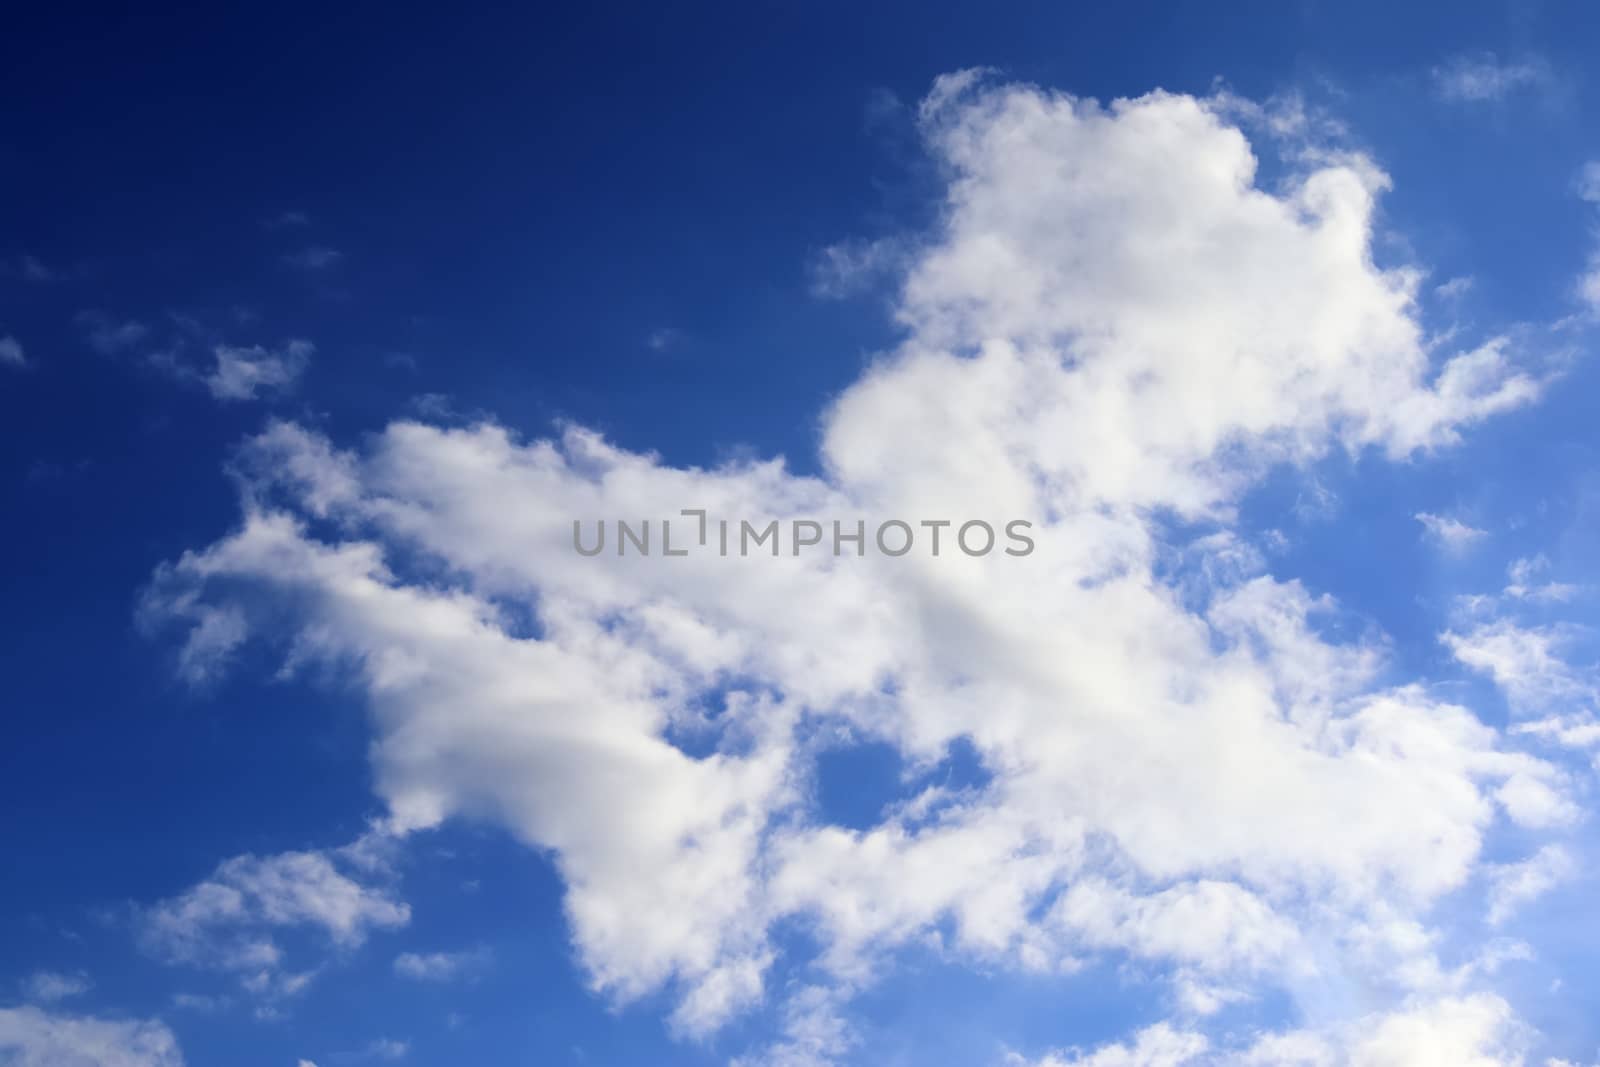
<box><xmin>5</xmin><ymin>4</ymin><xmax>1600</xmax><ymax>1065</ymax></box>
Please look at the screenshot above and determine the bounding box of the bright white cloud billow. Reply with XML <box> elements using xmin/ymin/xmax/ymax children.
<box><xmin>146</xmin><ymin>76</ymin><xmax>1583</xmax><ymax>1061</ymax></box>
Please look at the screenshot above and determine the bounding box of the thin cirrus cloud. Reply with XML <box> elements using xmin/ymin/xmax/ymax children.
<box><xmin>3</xmin><ymin>253</ymin><xmax>67</xmax><ymax>282</ymax></box>
<box><xmin>1431</xmin><ymin>51</ymin><xmax>1554</xmax><ymax>102</ymax></box>
<box><xmin>139</xmin><ymin>73</ymin><xmax>1596</xmax><ymax>1064</ymax></box>
<box><xmin>282</xmin><ymin>246</ymin><xmax>342</xmax><ymax>271</ymax></box>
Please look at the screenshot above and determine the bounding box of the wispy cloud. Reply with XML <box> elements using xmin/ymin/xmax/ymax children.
<box><xmin>361</xmin><ymin>1038</ymin><xmax>409</xmax><ymax>1061</ymax></box>
<box><xmin>138</xmin><ymin>832</ymin><xmax>408</xmax><ymax>1004</ymax></box>
<box><xmin>265</xmin><ymin>210</ymin><xmax>311</xmax><ymax>228</ymax></box>
<box><xmin>76</xmin><ymin>311</ymin><xmax>149</xmax><ymax>355</ymax></box>
<box><xmin>1576</xmin><ymin>162</ymin><xmax>1600</xmax><ymax>312</ymax></box>
<box><xmin>1505</xmin><ymin>555</ymin><xmax>1582</xmax><ymax>603</ymax></box>
<box><xmin>1431</xmin><ymin>51</ymin><xmax>1553</xmax><ymax>102</ymax></box>
<box><xmin>393</xmin><ymin>947</ymin><xmax>491</xmax><ymax>982</ymax></box>
<box><xmin>21</xmin><ymin>971</ymin><xmax>92</xmax><ymax>1003</ymax></box>
<box><xmin>1487</xmin><ymin>844</ymin><xmax>1575</xmax><ymax>924</ymax></box>
<box><xmin>283</xmin><ymin>246</ymin><xmax>342</xmax><ymax>271</ymax></box>
<box><xmin>646</xmin><ymin>326</ymin><xmax>687</xmax><ymax>352</ymax></box>
<box><xmin>205</xmin><ymin>340</ymin><xmax>313</xmax><ymax>401</ymax></box>
<box><xmin>1415</xmin><ymin>511</ymin><xmax>1487</xmax><ymax>553</ymax></box>
<box><xmin>1444</xmin><ymin>618</ymin><xmax>1597</xmax><ymax>715</ymax></box>
<box><xmin>3</xmin><ymin>253</ymin><xmax>67</xmax><ymax>282</ymax></box>
<box><xmin>0</xmin><ymin>335</ymin><xmax>25</xmax><ymax>368</ymax></box>
<box><xmin>809</xmin><ymin>236</ymin><xmax>906</xmax><ymax>299</ymax></box>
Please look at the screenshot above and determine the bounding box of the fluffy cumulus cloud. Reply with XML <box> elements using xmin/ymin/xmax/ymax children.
<box><xmin>0</xmin><ymin>1006</ymin><xmax>184</xmax><ymax>1067</ymax></box>
<box><xmin>146</xmin><ymin>75</ymin><xmax>1582</xmax><ymax>1061</ymax></box>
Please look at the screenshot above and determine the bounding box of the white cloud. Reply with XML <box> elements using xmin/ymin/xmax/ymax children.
<box><xmin>392</xmin><ymin>947</ymin><xmax>489</xmax><ymax>982</ymax></box>
<box><xmin>205</xmin><ymin>340</ymin><xmax>312</xmax><ymax>401</ymax></box>
<box><xmin>148</xmin><ymin>75</ymin><xmax>1568</xmax><ymax>1058</ymax></box>
<box><xmin>1443</xmin><ymin>620</ymin><xmax>1596</xmax><ymax>715</ymax></box>
<box><xmin>360</xmin><ymin>1038</ymin><xmax>408</xmax><ymax>1060</ymax></box>
<box><xmin>731</xmin><ymin>985</ymin><xmax>854</xmax><ymax>1067</ymax></box>
<box><xmin>5</xmin><ymin>253</ymin><xmax>65</xmax><ymax>282</ymax></box>
<box><xmin>20</xmin><ymin>971</ymin><xmax>91</xmax><ymax>1004</ymax></box>
<box><xmin>169</xmin><ymin>993</ymin><xmax>226</xmax><ymax>1013</ymax></box>
<box><xmin>1579</xmin><ymin>162</ymin><xmax>1600</xmax><ymax>205</ymax></box>
<box><xmin>1014</xmin><ymin>995</ymin><xmax>1534</xmax><ymax>1066</ymax></box>
<box><xmin>283</xmin><ymin>246</ymin><xmax>342</xmax><ymax>271</ymax></box>
<box><xmin>1432</xmin><ymin>53</ymin><xmax>1552</xmax><ymax>102</ymax></box>
<box><xmin>139</xmin><ymin>832</ymin><xmax>408</xmax><ymax>998</ymax></box>
<box><xmin>1505</xmin><ymin>556</ymin><xmax>1581</xmax><ymax>604</ymax></box>
<box><xmin>73</xmin><ymin>313</ymin><xmax>313</xmax><ymax>402</ymax></box>
<box><xmin>1514</xmin><ymin>713</ymin><xmax>1600</xmax><ymax>753</ymax></box>
<box><xmin>1022</xmin><ymin>1023</ymin><xmax>1207</xmax><ymax>1067</ymax></box>
<box><xmin>646</xmin><ymin>327</ymin><xmax>686</xmax><ymax>351</ymax></box>
<box><xmin>1047</xmin><ymin>878</ymin><xmax>1300</xmax><ymax>974</ymax></box>
<box><xmin>810</xmin><ymin>237</ymin><xmax>907</xmax><ymax>299</ymax></box>
<box><xmin>0</xmin><ymin>335</ymin><xmax>25</xmax><ymax>368</ymax></box>
<box><xmin>1487</xmin><ymin>844</ymin><xmax>1576</xmax><ymax>925</ymax></box>
<box><xmin>1344</xmin><ymin>993</ymin><xmax>1528</xmax><ymax>1066</ymax></box>
<box><xmin>1416</xmin><ymin>512</ymin><xmax>1487</xmax><ymax>553</ymax></box>
<box><xmin>77</xmin><ymin>311</ymin><xmax>149</xmax><ymax>356</ymax></box>
<box><xmin>1577</xmin><ymin>163</ymin><xmax>1600</xmax><ymax>312</ymax></box>
<box><xmin>1026</xmin><ymin>995</ymin><xmax>1534</xmax><ymax>1065</ymax></box>
<box><xmin>0</xmin><ymin>1005</ymin><xmax>184</xmax><ymax>1067</ymax></box>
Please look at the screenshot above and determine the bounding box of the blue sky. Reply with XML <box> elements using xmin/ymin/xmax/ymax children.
<box><xmin>5</xmin><ymin>3</ymin><xmax>1600</xmax><ymax>1065</ymax></box>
